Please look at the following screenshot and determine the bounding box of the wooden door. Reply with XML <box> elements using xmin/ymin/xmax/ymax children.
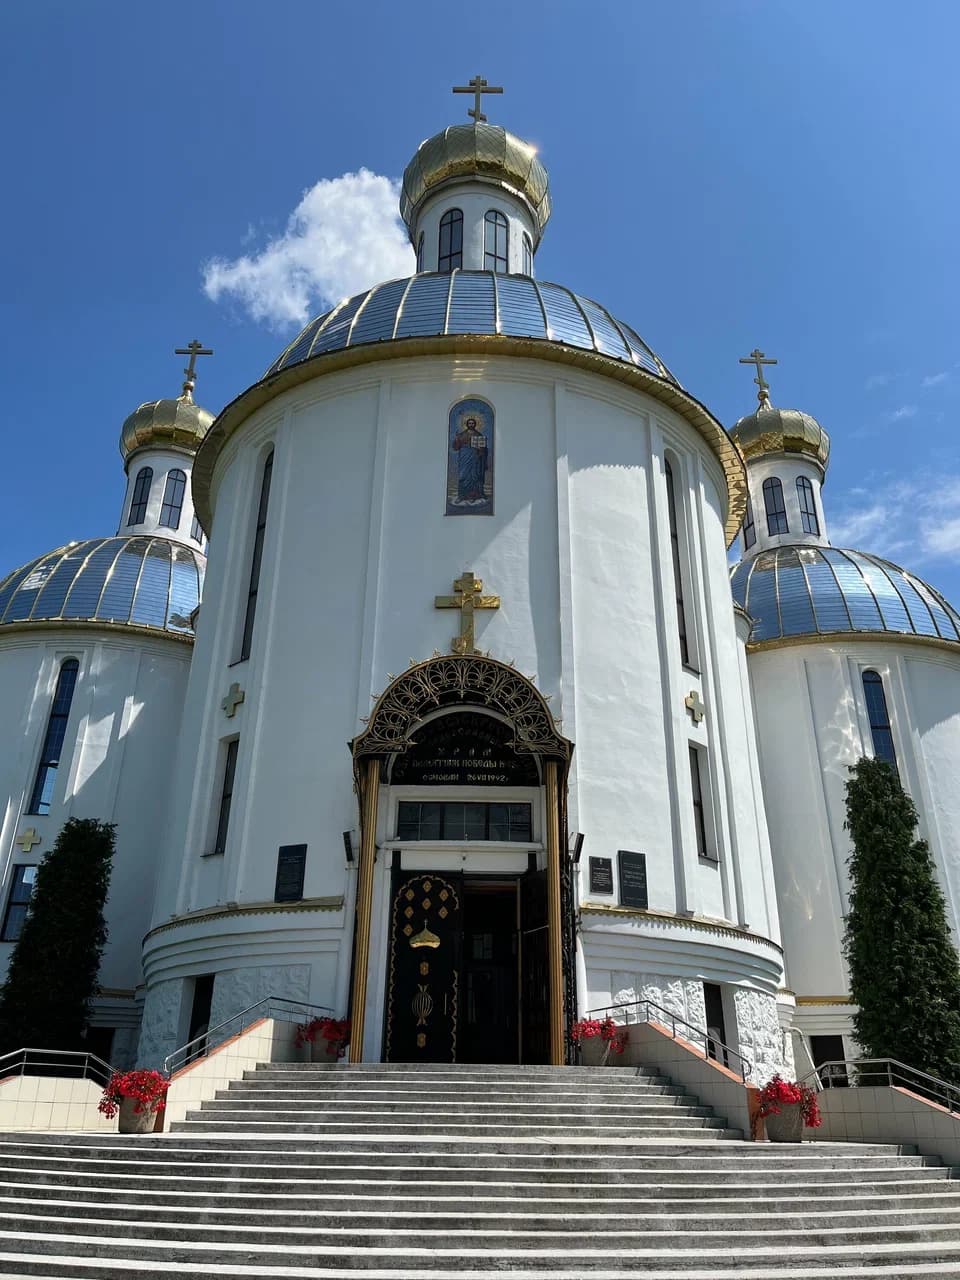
<box><xmin>384</xmin><ymin>871</ymin><xmax>463</xmax><ymax>1062</ymax></box>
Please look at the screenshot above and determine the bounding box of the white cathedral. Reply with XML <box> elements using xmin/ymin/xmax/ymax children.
<box><xmin>2</xmin><ymin>90</ymin><xmax>959</xmax><ymax>1081</ymax></box>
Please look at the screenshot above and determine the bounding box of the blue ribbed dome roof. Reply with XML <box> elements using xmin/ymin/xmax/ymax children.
<box><xmin>0</xmin><ymin>538</ymin><xmax>204</xmax><ymax>638</ymax></box>
<box><xmin>266</xmin><ymin>271</ymin><xmax>679</xmax><ymax>384</ymax></box>
<box><xmin>731</xmin><ymin>545</ymin><xmax>960</xmax><ymax>645</ymax></box>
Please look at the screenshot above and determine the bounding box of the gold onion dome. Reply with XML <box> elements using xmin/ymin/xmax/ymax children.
<box><xmin>119</xmin><ymin>389</ymin><xmax>214</xmax><ymax>463</ymax></box>
<box><xmin>729</xmin><ymin>401</ymin><xmax>831</xmax><ymax>472</ymax></box>
<box><xmin>400</xmin><ymin>123</ymin><xmax>551</xmax><ymax>245</ymax></box>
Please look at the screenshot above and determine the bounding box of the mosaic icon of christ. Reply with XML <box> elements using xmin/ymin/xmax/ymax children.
<box><xmin>446</xmin><ymin>399</ymin><xmax>494</xmax><ymax>515</ymax></box>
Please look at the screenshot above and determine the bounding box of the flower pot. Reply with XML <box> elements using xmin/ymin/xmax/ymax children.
<box><xmin>117</xmin><ymin>1096</ymin><xmax>160</xmax><ymax>1134</ymax></box>
<box><xmin>310</xmin><ymin>1038</ymin><xmax>343</xmax><ymax>1063</ymax></box>
<box><xmin>763</xmin><ymin>1101</ymin><xmax>804</xmax><ymax>1143</ymax></box>
<box><xmin>579</xmin><ymin>1038</ymin><xmax>610</xmax><ymax>1067</ymax></box>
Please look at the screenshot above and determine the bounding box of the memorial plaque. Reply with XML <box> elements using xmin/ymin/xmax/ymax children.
<box><xmin>617</xmin><ymin>850</ymin><xmax>648</xmax><ymax>909</ymax></box>
<box><xmin>588</xmin><ymin>856</ymin><xmax>614</xmax><ymax>895</ymax></box>
<box><xmin>275</xmin><ymin>844</ymin><xmax>307</xmax><ymax>903</ymax></box>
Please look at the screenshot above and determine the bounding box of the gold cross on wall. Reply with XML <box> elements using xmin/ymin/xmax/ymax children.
<box><xmin>15</xmin><ymin>828</ymin><xmax>40</xmax><ymax>853</ymax></box>
<box><xmin>174</xmin><ymin>339</ymin><xmax>214</xmax><ymax>399</ymax></box>
<box><xmin>434</xmin><ymin>571</ymin><xmax>500</xmax><ymax>654</ymax></box>
<box><xmin>452</xmin><ymin>75</ymin><xmax>504</xmax><ymax>123</ymax></box>
<box><xmin>221</xmin><ymin>682</ymin><xmax>245</xmax><ymax>717</ymax></box>
<box><xmin>739</xmin><ymin>347</ymin><xmax>778</xmax><ymax>405</ymax></box>
<box><xmin>684</xmin><ymin>690</ymin><xmax>706</xmax><ymax>724</ymax></box>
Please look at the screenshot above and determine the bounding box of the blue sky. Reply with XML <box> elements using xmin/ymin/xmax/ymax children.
<box><xmin>2</xmin><ymin>2</ymin><xmax>958</xmax><ymax>601</ymax></box>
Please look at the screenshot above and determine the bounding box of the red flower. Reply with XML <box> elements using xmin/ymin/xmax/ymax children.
<box><xmin>295</xmin><ymin>1016</ymin><xmax>350</xmax><ymax>1057</ymax></box>
<box><xmin>757</xmin><ymin>1073</ymin><xmax>822</xmax><ymax>1127</ymax></box>
<box><xmin>98</xmin><ymin>1069</ymin><xmax>169</xmax><ymax>1119</ymax></box>
<box><xmin>571</xmin><ymin>1017</ymin><xmax>628</xmax><ymax>1054</ymax></box>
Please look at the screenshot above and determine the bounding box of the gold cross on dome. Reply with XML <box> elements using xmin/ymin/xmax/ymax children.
<box><xmin>15</xmin><ymin>828</ymin><xmax>40</xmax><ymax>853</ymax></box>
<box><xmin>452</xmin><ymin>75</ymin><xmax>504</xmax><ymax>124</ymax></box>
<box><xmin>739</xmin><ymin>347</ymin><xmax>778</xmax><ymax>405</ymax></box>
<box><xmin>174</xmin><ymin>339</ymin><xmax>213</xmax><ymax>399</ymax></box>
<box><xmin>434</xmin><ymin>571</ymin><xmax>500</xmax><ymax>654</ymax></box>
<box><xmin>684</xmin><ymin>690</ymin><xmax>706</xmax><ymax>724</ymax></box>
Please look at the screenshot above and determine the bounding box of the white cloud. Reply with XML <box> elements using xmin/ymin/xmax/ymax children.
<box><xmin>830</xmin><ymin>471</ymin><xmax>960</xmax><ymax>564</ymax></box>
<box><xmin>922</xmin><ymin>371</ymin><xmax>950</xmax><ymax>388</ymax></box>
<box><xmin>202</xmin><ymin>169</ymin><xmax>415</xmax><ymax>328</ymax></box>
<box><xmin>865</xmin><ymin>373</ymin><xmax>892</xmax><ymax>391</ymax></box>
<box><xmin>887</xmin><ymin>404</ymin><xmax>918</xmax><ymax>421</ymax></box>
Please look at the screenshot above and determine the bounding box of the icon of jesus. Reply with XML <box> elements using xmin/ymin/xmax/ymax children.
<box><xmin>452</xmin><ymin>415</ymin><xmax>488</xmax><ymax>503</ymax></box>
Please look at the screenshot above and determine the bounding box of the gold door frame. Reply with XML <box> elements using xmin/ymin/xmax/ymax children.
<box><xmin>349</xmin><ymin>654</ymin><xmax>572</xmax><ymax>1065</ymax></box>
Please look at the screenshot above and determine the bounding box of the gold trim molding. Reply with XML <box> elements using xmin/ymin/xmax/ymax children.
<box><xmin>192</xmin><ymin>335</ymin><xmax>747</xmax><ymax>546</ymax></box>
<box><xmin>0</xmin><ymin>619</ymin><xmax>194</xmax><ymax>647</ymax></box>
<box><xmin>795</xmin><ymin>995</ymin><xmax>852</xmax><ymax>1006</ymax></box>
<box><xmin>144</xmin><ymin>895</ymin><xmax>344</xmax><ymax>942</ymax></box>
<box><xmin>747</xmin><ymin>630</ymin><xmax>960</xmax><ymax>659</ymax></box>
<box><xmin>580</xmin><ymin>901</ymin><xmax>783</xmax><ymax>952</ymax></box>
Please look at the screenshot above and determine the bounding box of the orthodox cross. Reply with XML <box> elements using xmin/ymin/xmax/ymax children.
<box><xmin>175</xmin><ymin>339</ymin><xmax>214</xmax><ymax>399</ymax></box>
<box><xmin>434</xmin><ymin>571</ymin><xmax>500</xmax><ymax>654</ymax></box>
<box><xmin>684</xmin><ymin>690</ymin><xmax>706</xmax><ymax>724</ymax></box>
<box><xmin>452</xmin><ymin>75</ymin><xmax>504</xmax><ymax>124</ymax></box>
<box><xmin>15</xmin><ymin>828</ymin><xmax>40</xmax><ymax>853</ymax></box>
<box><xmin>221</xmin><ymin>682</ymin><xmax>245</xmax><ymax>717</ymax></box>
<box><xmin>739</xmin><ymin>347</ymin><xmax>777</xmax><ymax>406</ymax></box>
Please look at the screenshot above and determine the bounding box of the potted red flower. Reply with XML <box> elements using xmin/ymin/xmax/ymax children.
<box><xmin>98</xmin><ymin>1069</ymin><xmax>169</xmax><ymax>1133</ymax></box>
<box><xmin>571</xmin><ymin>1017</ymin><xmax>628</xmax><ymax>1064</ymax></box>
<box><xmin>295</xmin><ymin>1016</ymin><xmax>350</xmax><ymax>1062</ymax></box>
<box><xmin>757</xmin><ymin>1073</ymin><xmax>822</xmax><ymax>1142</ymax></box>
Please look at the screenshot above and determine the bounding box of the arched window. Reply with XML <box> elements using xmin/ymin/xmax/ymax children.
<box><xmin>664</xmin><ymin>459</ymin><xmax>690</xmax><ymax>666</ymax></box>
<box><xmin>239</xmin><ymin>450</ymin><xmax>274</xmax><ymax>661</ymax></box>
<box><xmin>159</xmin><ymin>468</ymin><xmax>187</xmax><ymax>530</ymax></box>
<box><xmin>743</xmin><ymin>496</ymin><xmax>756</xmax><ymax>550</ymax></box>
<box><xmin>416</xmin><ymin>231</ymin><xmax>424</xmax><ymax>272</ymax></box>
<box><xmin>438</xmin><ymin>210</ymin><xmax>463</xmax><ymax>273</ymax></box>
<box><xmin>483</xmin><ymin>210</ymin><xmax>508</xmax><ymax>272</ymax></box>
<box><xmin>28</xmin><ymin>658</ymin><xmax>79</xmax><ymax>815</ymax></box>
<box><xmin>522</xmin><ymin>233</ymin><xmax>533</xmax><ymax>275</ymax></box>
<box><xmin>190</xmin><ymin>515</ymin><xmax>204</xmax><ymax>545</ymax></box>
<box><xmin>862</xmin><ymin>670</ymin><xmax>898</xmax><ymax>772</ymax></box>
<box><xmin>127</xmin><ymin>467</ymin><xmax>153</xmax><ymax>526</ymax></box>
<box><xmin>762</xmin><ymin>476</ymin><xmax>789</xmax><ymax>535</ymax></box>
<box><xmin>797</xmin><ymin>476</ymin><xmax>820</xmax><ymax>535</ymax></box>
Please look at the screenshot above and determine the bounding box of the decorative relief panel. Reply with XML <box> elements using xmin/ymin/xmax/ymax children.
<box><xmin>733</xmin><ymin>987</ymin><xmax>786</xmax><ymax>1085</ymax></box>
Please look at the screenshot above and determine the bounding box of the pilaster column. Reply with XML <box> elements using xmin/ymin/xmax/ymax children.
<box><xmin>349</xmin><ymin>758</ymin><xmax>380</xmax><ymax>1063</ymax></box>
<box><xmin>545</xmin><ymin>761</ymin><xmax>565</xmax><ymax>1065</ymax></box>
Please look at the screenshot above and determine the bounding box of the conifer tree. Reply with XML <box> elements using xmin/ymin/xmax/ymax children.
<box><xmin>844</xmin><ymin>757</ymin><xmax>960</xmax><ymax>1083</ymax></box>
<box><xmin>0</xmin><ymin>818</ymin><xmax>114</xmax><ymax>1054</ymax></box>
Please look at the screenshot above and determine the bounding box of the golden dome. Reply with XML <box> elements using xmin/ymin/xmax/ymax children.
<box><xmin>730</xmin><ymin>402</ymin><xmax>830</xmax><ymax>471</ymax></box>
<box><xmin>119</xmin><ymin>391</ymin><xmax>214</xmax><ymax>463</ymax></box>
<box><xmin>400</xmin><ymin>123</ymin><xmax>551</xmax><ymax>245</ymax></box>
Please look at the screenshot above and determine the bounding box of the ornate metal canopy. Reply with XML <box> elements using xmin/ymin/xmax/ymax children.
<box><xmin>352</xmin><ymin>654</ymin><xmax>572</xmax><ymax>765</ymax></box>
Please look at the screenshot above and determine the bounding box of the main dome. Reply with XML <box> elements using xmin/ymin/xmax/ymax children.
<box><xmin>266</xmin><ymin>271</ymin><xmax>678</xmax><ymax>383</ymax></box>
<box><xmin>0</xmin><ymin>538</ymin><xmax>205</xmax><ymax>638</ymax></box>
<box><xmin>400</xmin><ymin>124</ymin><xmax>551</xmax><ymax>243</ymax></box>
<box><xmin>730</xmin><ymin>545</ymin><xmax>960</xmax><ymax>646</ymax></box>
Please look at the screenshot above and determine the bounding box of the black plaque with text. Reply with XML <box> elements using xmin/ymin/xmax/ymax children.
<box><xmin>588</xmin><ymin>856</ymin><xmax>614</xmax><ymax>895</ymax></box>
<box><xmin>275</xmin><ymin>844</ymin><xmax>307</xmax><ymax>903</ymax></box>
<box><xmin>617</xmin><ymin>850</ymin><xmax>648</xmax><ymax>909</ymax></box>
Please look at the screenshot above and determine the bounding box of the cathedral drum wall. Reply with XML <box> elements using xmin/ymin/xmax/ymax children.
<box><xmin>143</xmin><ymin>354</ymin><xmax>785</xmax><ymax>1068</ymax></box>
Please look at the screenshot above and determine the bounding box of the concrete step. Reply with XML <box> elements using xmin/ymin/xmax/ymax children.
<box><xmin>218</xmin><ymin>1088</ymin><xmax>704</xmax><ymax>1106</ymax></box>
<box><xmin>201</xmin><ymin>1098</ymin><xmax>719</xmax><ymax>1117</ymax></box>
<box><xmin>171</xmin><ymin>1119</ymin><xmax>743</xmax><ymax>1139</ymax></box>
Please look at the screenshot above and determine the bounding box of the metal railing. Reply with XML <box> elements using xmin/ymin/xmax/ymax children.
<box><xmin>585</xmin><ymin>997</ymin><xmax>754</xmax><ymax>1083</ymax></box>
<box><xmin>0</xmin><ymin>1047</ymin><xmax>116</xmax><ymax>1086</ymax></box>
<box><xmin>800</xmin><ymin>1057</ymin><xmax>960</xmax><ymax>1115</ymax></box>
<box><xmin>163</xmin><ymin>995</ymin><xmax>334</xmax><ymax>1075</ymax></box>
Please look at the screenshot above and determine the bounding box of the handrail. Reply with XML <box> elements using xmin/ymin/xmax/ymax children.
<box><xmin>799</xmin><ymin>1057</ymin><xmax>960</xmax><ymax>1115</ymax></box>
<box><xmin>162</xmin><ymin>994</ymin><xmax>334</xmax><ymax>1074</ymax></box>
<box><xmin>585</xmin><ymin>997</ymin><xmax>754</xmax><ymax>1083</ymax></box>
<box><xmin>0</xmin><ymin>1047</ymin><xmax>116</xmax><ymax>1085</ymax></box>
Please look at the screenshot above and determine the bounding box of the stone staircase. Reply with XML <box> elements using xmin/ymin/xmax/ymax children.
<box><xmin>0</xmin><ymin>1061</ymin><xmax>957</xmax><ymax>1276</ymax></box>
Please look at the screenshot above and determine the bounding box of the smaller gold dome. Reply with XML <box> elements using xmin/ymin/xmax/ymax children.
<box><xmin>400</xmin><ymin>123</ymin><xmax>551</xmax><ymax>245</ymax></box>
<box><xmin>730</xmin><ymin>402</ymin><xmax>830</xmax><ymax>471</ymax></box>
<box><xmin>119</xmin><ymin>393</ymin><xmax>214</xmax><ymax>463</ymax></box>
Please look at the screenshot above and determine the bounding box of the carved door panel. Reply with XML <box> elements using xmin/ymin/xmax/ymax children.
<box><xmin>520</xmin><ymin>867</ymin><xmax>550</xmax><ymax>1064</ymax></box>
<box><xmin>385</xmin><ymin>871</ymin><xmax>463</xmax><ymax>1063</ymax></box>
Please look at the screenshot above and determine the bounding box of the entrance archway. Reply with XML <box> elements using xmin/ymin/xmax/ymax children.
<box><xmin>349</xmin><ymin>655</ymin><xmax>574</xmax><ymax>1064</ymax></box>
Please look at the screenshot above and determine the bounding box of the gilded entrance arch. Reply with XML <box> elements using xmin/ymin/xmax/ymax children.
<box><xmin>349</xmin><ymin>654</ymin><xmax>574</xmax><ymax>1064</ymax></box>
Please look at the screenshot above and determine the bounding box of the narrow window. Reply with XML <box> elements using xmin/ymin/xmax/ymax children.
<box><xmin>522</xmin><ymin>233</ymin><xmax>533</xmax><ymax>275</ymax></box>
<box><xmin>239</xmin><ymin>451</ymin><xmax>274</xmax><ymax>662</ymax></box>
<box><xmin>213</xmin><ymin>739</ymin><xmax>240</xmax><ymax>855</ymax></box>
<box><xmin>664</xmin><ymin>459</ymin><xmax>690</xmax><ymax>666</ymax></box>
<box><xmin>689</xmin><ymin>745</ymin><xmax>711</xmax><ymax>858</ymax></box>
<box><xmin>1</xmin><ymin>865</ymin><xmax>38</xmax><ymax>942</ymax></box>
<box><xmin>483</xmin><ymin>210</ymin><xmax>508</xmax><ymax>272</ymax></box>
<box><xmin>762</xmin><ymin>476</ymin><xmax>789</xmax><ymax>535</ymax></box>
<box><xmin>190</xmin><ymin>514</ymin><xmax>204</xmax><ymax>545</ymax></box>
<box><xmin>27</xmin><ymin>659</ymin><xmax>79</xmax><ymax>815</ymax></box>
<box><xmin>127</xmin><ymin>467</ymin><xmax>153</xmax><ymax>526</ymax></box>
<box><xmin>159</xmin><ymin>468</ymin><xmax>186</xmax><ymax>530</ymax></box>
<box><xmin>275</xmin><ymin>844</ymin><xmax>307</xmax><ymax>902</ymax></box>
<box><xmin>416</xmin><ymin>231</ymin><xmax>424</xmax><ymax>272</ymax></box>
<box><xmin>862</xmin><ymin>670</ymin><xmax>898</xmax><ymax>771</ymax></box>
<box><xmin>796</xmin><ymin>476</ymin><xmax>820</xmax><ymax>535</ymax></box>
<box><xmin>742</xmin><ymin>496</ymin><xmax>756</xmax><ymax>550</ymax></box>
<box><xmin>438</xmin><ymin>209</ymin><xmax>463</xmax><ymax>273</ymax></box>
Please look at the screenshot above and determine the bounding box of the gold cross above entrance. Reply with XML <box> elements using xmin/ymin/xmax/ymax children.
<box><xmin>434</xmin><ymin>571</ymin><xmax>500</xmax><ymax>654</ymax></box>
